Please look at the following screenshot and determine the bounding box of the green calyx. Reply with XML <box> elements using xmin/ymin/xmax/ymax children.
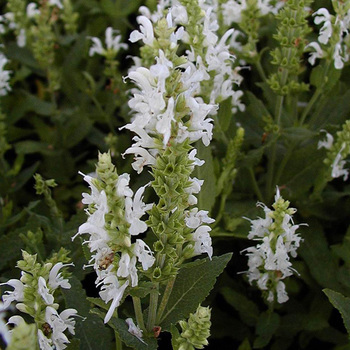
<box><xmin>267</xmin><ymin>0</ymin><xmax>313</xmax><ymax>96</ymax></box>
<box><xmin>174</xmin><ymin>305</ymin><xmax>211</xmax><ymax>350</ymax></box>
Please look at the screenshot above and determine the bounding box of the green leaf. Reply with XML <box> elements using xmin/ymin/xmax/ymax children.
<box><xmin>221</xmin><ymin>287</ymin><xmax>259</xmax><ymax>327</ymax></box>
<box><xmin>170</xmin><ymin>324</ymin><xmax>181</xmax><ymax>350</ymax></box>
<box><xmin>65</xmin><ymin>339</ymin><xmax>81</xmax><ymax>350</ymax></box>
<box><xmin>91</xmin><ymin>308</ymin><xmax>158</xmax><ymax>350</ymax></box>
<box><xmin>324</xmin><ymin>289</ymin><xmax>350</xmax><ymax>337</ymax></box>
<box><xmin>194</xmin><ymin>141</ymin><xmax>217</xmax><ymax>212</ymax></box>
<box><xmin>159</xmin><ymin>253</ymin><xmax>232</xmax><ymax>330</ymax></box>
<box><xmin>129</xmin><ymin>281</ymin><xmax>155</xmax><ymax>298</ymax></box>
<box><xmin>238</xmin><ymin>338</ymin><xmax>252</xmax><ymax>350</ymax></box>
<box><xmin>253</xmin><ymin>311</ymin><xmax>280</xmax><ymax>348</ymax></box>
<box><xmin>217</xmin><ymin>98</ymin><xmax>233</xmax><ymax>132</ymax></box>
<box><xmin>298</xmin><ymin>223</ymin><xmax>343</xmax><ymax>291</ymax></box>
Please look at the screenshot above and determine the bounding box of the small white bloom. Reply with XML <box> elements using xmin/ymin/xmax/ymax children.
<box><xmin>129</xmin><ymin>16</ymin><xmax>154</xmax><ymax>45</ymax></box>
<box><xmin>305</xmin><ymin>42</ymin><xmax>324</xmax><ymax>65</ymax></box>
<box><xmin>134</xmin><ymin>239</ymin><xmax>155</xmax><ymax>270</ymax></box>
<box><xmin>38</xmin><ymin>277</ymin><xmax>54</xmax><ymax>305</ymax></box>
<box><xmin>318</xmin><ymin>132</ymin><xmax>334</xmax><ymax>150</ymax></box>
<box><xmin>0</xmin><ymin>56</ymin><xmax>12</xmax><ymax>96</ymax></box>
<box><xmin>0</xmin><ymin>302</ymin><xmax>11</xmax><ymax>345</ymax></box>
<box><xmin>38</xmin><ymin>329</ymin><xmax>53</xmax><ymax>350</ymax></box>
<box><xmin>126</xmin><ymin>318</ymin><xmax>145</xmax><ymax>343</ymax></box>
<box><xmin>313</xmin><ymin>8</ymin><xmax>332</xmax><ymax>45</ymax></box>
<box><xmin>331</xmin><ymin>144</ymin><xmax>349</xmax><ymax>180</ymax></box>
<box><xmin>0</xmin><ymin>279</ymin><xmax>25</xmax><ymax>308</ymax></box>
<box><xmin>48</xmin><ymin>0</ymin><xmax>63</xmax><ymax>9</ymax></box>
<box><xmin>185</xmin><ymin>208</ymin><xmax>215</xmax><ymax>229</ymax></box>
<box><xmin>116</xmin><ymin>173</ymin><xmax>133</xmax><ymax>198</ymax></box>
<box><xmin>100</xmin><ymin>277</ymin><xmax>129</xmax><ymax>323</ymax></box>
<box><xmin>48</xmin><ymin>263</ymin><xmax>73</xmax><ymax>290</ymax></box>
<box><xmin>117</xmin><ymin>253</ymin><xmax>138</xmax><ymax>287</ymax></box>
<box><xmin>27</xmin><ymin>3</ymin><xmax>40</xmax><ymax>18</ymax></box>
<box><xmin>192</xmin><ymin>225</ymin><xmax>213</xmax><ymax>259</ymax></box>
<box><xmin>276</xmin><ymin>281</ymin><xmax>289</xmax><ymax>303</ymax></box>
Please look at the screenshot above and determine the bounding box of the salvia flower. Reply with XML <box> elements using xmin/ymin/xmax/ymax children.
<box><xmin>0</xmin><ymin>54</ymin><xmax>11</xmax><ymax>96</ymax></box>
<box><xmin>89</xmin><ymin>27</ymin><xmax>128</xmax><ymax>58</ymax></box>
<box><xmin>0</xmin><ymin>251</ymin><xmax>77</xmax><ymax>350</ymax></box>
<box><xmin>243</xmin><ymin>188</ymin><xmax>303</xmax><ymax>304</ymax></box>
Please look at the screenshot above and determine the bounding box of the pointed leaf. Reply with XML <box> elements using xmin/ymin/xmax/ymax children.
<box><xmin>160</xmin><ymin>253</ymin><xmax>232</xmax><ymax>329</ymax></box>
<box><xmin>324</xmin><ymin>288</ymin><xmax>350</xmax><ymax>338</ymax></box>
<box><xmin>253</xmin><ymin>311</ymin><xmax>280</xmax><ymax>348</ymax></box>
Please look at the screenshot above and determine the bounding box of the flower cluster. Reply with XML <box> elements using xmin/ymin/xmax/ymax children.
<box><xmin>0</xmin><ymin>251</ymin><xmax>77</xmax><ymax>350</ymax></box>
<box><xmin>318</xmin><ymin>121</ymin><xmax>350</xmax><ymax>181</ymax></box>
<box><xmin>124</xmin><ymin>3</ymin><xmax>217</xmax><ymax>268</ymax></box>
<box><xmin>307</xmin><ymin>3</ymin><xmax>350</xmax><ymax>69</ymax></box>
<box><xmin>73</xmin><ymin>153</ymin><xmax>155</xmax><ymax>323</ymax></box>
<box><xmin>243</xmin><ymin>188</ymin><xmax>302</xmax><ymax>304</ymax></box>
<box><xmin>0</xmin><ymin>52</ymin><xmax>11</xmax><ymax>96</ymax></box>
<box><xmin>173</xmin><ymin>305</ymin><xmax>211</xmax><ymax>350</ymax></box>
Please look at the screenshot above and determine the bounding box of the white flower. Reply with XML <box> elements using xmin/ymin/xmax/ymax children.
<box><xmin>185</xmin><ymin>208</ymin><xmax>215</xmax><ymax>229</ymax></box>
<box><xmin>38</xmin><ymin>277</ymin><xmax>54</xmax><ymax>305</ymax></box>
<box><xmin>17</xmin><ymin>28</ymin><xmax>26</xmax><ymax>47</ymax></box>
<box><xmin>134</xmin><ymin>239</ymin><xmax>155</xmax><ymax>270</ymax></box>
<box><xmin>48</xmin><ymin>263</ymin><xmax>73</xmax><ymax>290</ymax></box>
<box><xmin>38</xmin><ymin>329</ymin><xmax>53</xmax><ymax>350</ymax></box>
<box><xmin>89</xmin><ymin>27</ymin><xmax>127</xmax><ymax>57</ymax></box>
<box><xmin>185</xmin><ymin>177</ymin><xmax>204</xmax><ymax>205</ymax></box>
<box><xmin>276</xmin><ymin>281</ymin><xmax>289</xmax><ymax>303</ymax></box>
<box><xmin>122</xmin><ymin>146</ymin><xmax>156</xmax><ymax>174</ymax></box>
<box><xmin>45</xmin><ymin>306</ymin><xmax>77</xmax><ymax>350</ymax></box>
<box><xmin>99</xmin><ymin>277</ymin><xmax>129</xmax><ymax>323</ymax></box>
<box><xmin>129</xmin><ymin>16</ymin><xmax>154</xmax><ymax>45</ymax></box>
<box><xmin>156</xmin><ymin>97</ymin><xmax>175</xmax><ymax>146</ymax></box>
<box><xmin>0</xmin><ymin>302</ymin><xmax>11</xmax><ymax>345</ymax></box>
<box><xmin>331</xmin><ymin>144</ymin><xmax>349</xmax><ymax>180</ymax></box>
<box><xmin>0</xmin><ymin>279</ymin><xmax>25</xmax><ymax>308</ymax></box>
<box><xmin>0</xmin><ymin>56</ymin><xmax>11</xmax><ymax>96</ymax></box>
<box><xmin>125</xmin><ymin>184</ymin><xmax>152</xmax><ymax>235</ymax></box>
<box><xmin>125</xmin><ymin>318</ymin><xmax>145</xmax><ymax>343</ymax></box>
<box><xmin>317</xmin><ymin>132</ymin><xmax>334</xmax><ymax>149</ymax></box>
<box><xmin>313</xmin><ymin>8</ymin><xmax>332</xmax><ymax>45</ymax></box>
<box><xmin>192</xmin><ymin>225</ymin><xmax>213</xmax><ymax>259</ymax></box>
<box><xmin>117</xmin><ymin>253</ymin><xmax>138</xmax><ymax>287</ymax></box>
<box><xmin>116</xmin><ymin>173</ymin><xmax>133</xmax><ymax>198</ymax></box>
<box><xmin>305</xmin><ymin>42</ymin><xmax>324</xmax><ymax>65</ymax></box>
<box><xmin>27</xmin><ymin>3</ymin><xmax>40</xmax><ymax>17</ymax></box>
<box><xmin>48</xmin><ymin>0</ymin><xmax>63</xmax><ymax>9</ymax></box>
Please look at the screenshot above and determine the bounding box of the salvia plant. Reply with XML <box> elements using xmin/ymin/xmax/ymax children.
<box><xmin>1</xmin><ymin>0</ymin><xmax>350</xmax><ymax>349</ymax></box>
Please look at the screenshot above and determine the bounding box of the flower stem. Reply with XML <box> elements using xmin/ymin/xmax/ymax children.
<box><xmin>132</xmin><ymin>296</ymin><xmax>146</xmax><ymax>331</ymax></box>
<box><xmin>156</xmin><ymin>277</ymin><xmax>176</xmax><ymax>324</ymax></box>
<box><xmin>147</xmin><ymin>282</ymin><xmax>159</xmax><ymax>331</ymax></box>
<box><xmin>115</xmin><ymin>330</ymin><xmax>123</xmax><ymax>350</ymax></box>
<box><xmin>248</xmin><ymin>167</ymin><xmax>264</xmax><ymax>202</ymax></box>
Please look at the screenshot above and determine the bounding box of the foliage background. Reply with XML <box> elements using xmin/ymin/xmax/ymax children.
<box><xmin>1</xmin><ymin>0</ymin><xmax>350</xmax><ymax>349</ymax></box>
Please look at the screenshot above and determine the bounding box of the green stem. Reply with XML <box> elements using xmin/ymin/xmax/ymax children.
<box><xmin>299</xmin><ymin>88</ymin><xmax>322</xmax><ymax>126</ymax></box>
<box><xmin>248</xmin><ymin>167</ymin><xmax>264</xmax><ymax>202</ymax></box>
<box><xmin>265</xmin><ymin>139</ymin><xmax>277</xmax><ymax>202</ymax></box>
<box><xmin>255</xmin><ymin>59</ymin><xmax>267</xmax><ymax>82</ymax></box>
<box><xmin>156</xmin><ymin>277</ymin><xmax>176</xmax><ymax>324</ymax></box>
<box><xmin>212</xmin><ymin>193</ymin><xmax>228</xmax><ymax>229</ymax></box>
<box><xmin>299</xmin><ymin>62</ymin><xmax>331</xmax><ymax>126</ymax></box>
<box><xmin>115</xmin><ymin>330</ymin><xmax>123</xmax><ymax>350</ymax></box>
<box><xmin>132</xmin><ymin>297</ymin><xmax>146</xmax><ymax>331</ymax></box>
<box><xmin>274</xmin><ymin>141</ymin><xmax>296</xmax><ymax>186</ymax></box>
<box><xmin>147</xmin><ymin>283</ymin><xmax>159</xmax><ymax>331</ymax></box>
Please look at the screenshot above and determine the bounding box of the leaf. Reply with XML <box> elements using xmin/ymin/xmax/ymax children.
<box><xmin>217</xmin><ymin>98</ymin><xmax>233</xmax><ymax>132</ymax></box>
<box><xmin>91</xmin><ymin>308</ymin><xmax>158</xmax><ymax>350</ymax></box>
<box><xmin>221</xmin><ymin>287</ymin><xmax>259</xmax><ymax>327</ymax></box>
<box><xmin>170</xmin><ymin>324</ymin><xmax>181</xmax><ymax>349</ymax></box>
<box><xmin>324</xmin><ymin>289</ymin><xmax>350</xmax><ymax>338</ymax></box>
<box><xmin>238</xmin><ymin>338</ymin><xmax>252</xmax><ymax>350</ymax></box>
<box><xmin>298</xmin><ymin>223</ymin><xmax>343</xmax><ymax>291</ymax></box>
<box><xmin>62</xmin><ymin>276</ymin><xmax>114</xmax><ymax>350</ymax></box>
<box><xmin>253</xmin><ymin>311</ymin><xmax>280</xmax><ymax>349</ymax></box>
<box><xmin>194</xmin><ymin>141</ymin><xmax>217</xmax><ymax>212</ymax></box>
<box><xmin>129</xmin><ymin>281</ymin><xmax>155</xmax><ymax>298</ymax></box>
<box><xmin>63</xmin><ymin>112</ymin><xmax>93</xmax><ymax>148</ymax></box>
<box><xmin>159</xmin><ymin>253</ymin><xmax>232</xmax><ymax>330</ymax></box>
